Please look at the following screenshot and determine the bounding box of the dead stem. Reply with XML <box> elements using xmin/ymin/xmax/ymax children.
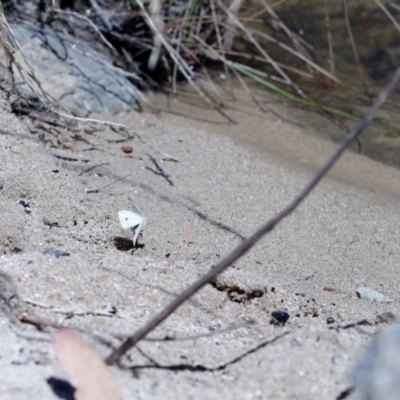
<box><xmin>184</xmin><ymin>214</ymin><xmax>196</xmax><ymax>245</ymax></box>
<box><xmin>218</xmin><ymin>0</ymin><xmax>307</xmax><ymax>98</ymax></box>
<box><xmin>343</xmin><ymin>0</ymin><xmax>370</xmax><ymax>97</ymax></box>
<box><xmin>136</xmin><ymin>0</ymin><xmax>236</xmax><ymax>123</ymax></box>
<box><xmin>375</xmin><ymin>0</ymin><xmax>400</xmax><ymax>34</ymax></box>
<box><xmin>324</xmin><ymin>0</ymin><xmax>335</xmax><ymax>75</ymax></box>
<box><xmin>210</xmin><ymin>0</ymin><xmax>235</xmax><ymax>100</ymax></box>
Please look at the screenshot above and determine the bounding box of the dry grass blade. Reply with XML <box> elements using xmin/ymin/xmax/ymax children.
<box><xmin>105</xmin><ymin>65</ymin><xmax>400</xmax><ymax>366</ymax></box>
<box><xmin>171</xmin><ymin>0</ymin><xmax>194</xmax><ymax>94</ymax></box>
<box><xmin>47</xmin><ymin>111</ymin><xmax>180</xmax><ymax>162</ymax></box>
<box><xmin>218</xmin><ymin>0</ymin><xmax>306</xmax><ymax>98</ymax></box>
<box><xmin>324</xmin><ymin>0</ymin><xmax>335</xmax><ymax>75</ymax></box>
<box><xmin>148</xmin><ymin>0</ymin><xmax>164</xmax><ymax>70</ymax></box>
<box><xmin>135</xmin><ymin>0</ymin><xmax>235</xmax><ymax>123</ymax></box>
<box><xmin>184</xmin><ymin>214</ymin><xmax>196</xmax><ymax>245</ymax></box>
<box><xmin>343</xmin><ymin>0</ymin><xmax>369</xmax><ymax>97</ymax></box>
<box><xmin>0</xmin><ymin>6</ymin><xmax>59</xmax><ymax>107</ymax></box>
<box><xmin>223</xmin><ymin>49</ymin><xmax>315</xmax><ymax>80</ymax></box>
<box><xmin>210</xmin><ymin>0</ymin><xmax>235</xmax><ymax>99</ymax></box>
<box><xmin>258</xmin><ymin>0</ymin><xmax>313</xmax><ymax>61</ymax></box>
<box><xmin>375</xmin><ymin>0</ymin><xmax>400</xmax><ymax>34</ymax></box>
<box><xmin>247</xmin><ymin>26</ymin><xmax>340</xmax><ymax>84</ymax></box>
<box><xmin>223</xmin><ymin>0</ymin><xmax>243</xmax><ymax>51</ymax></box>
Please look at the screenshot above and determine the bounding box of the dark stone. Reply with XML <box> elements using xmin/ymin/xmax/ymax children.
<box><xmin>46</xmin><ymin>377</ymin><xmax>75</xmax><ymax>400</ymax></box>
<box><xmin>271</xmin><ymin>311</ymin><xmax>289</xmax><ymax>325</ymax></box>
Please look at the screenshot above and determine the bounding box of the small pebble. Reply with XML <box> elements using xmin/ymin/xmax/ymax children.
<box><xmin>42</xmin><ymin>248</ymin><xmax>70</xmax><ymax>258</ymax></box>
<box><xmin>356</xmin><ymin>287</ymin><xmax>393</xmax><ymax>303</ymax></box>
<box><xmin>109</xmin><ymin>305</ymin><xmax>117</xmax><ymax>315</ymax></box>
<box><xmin>327</xmin><ymin>317</ymin><xmax>335</xmax><ymax>324</ymax></box>
<box><xmin>0</xmin><ymin>183</ymin><xmax>3</xmax><ymax>189</ymax></box>
<box><xmin>121</xmin><ymin>145</ymin><xmax>133</xmax><ymax>153</ymax></box>
<box><xmin>271</xmin><ymin>311</ymin><xmax>290</xmax><ymax>326</ymax></box>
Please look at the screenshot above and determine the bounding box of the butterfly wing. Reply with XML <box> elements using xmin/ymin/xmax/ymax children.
<box><xmin>132</xmin><ymin>221</ymin><xmax>143</xmax><ymax>246</ymax></box>
<box><xmin>128</xmin><ymin>199</ymin><xmax>144</xmax><ymax>216</ymax></box>
<box><xmin>118</xmin><ymin>210</ymin><xmax>143</xmax><ymax>229</ymax></box>
<box><xmin>121</xmin><ymin>201</ymin><xmax>148</xmax><ymax>246</ymax></box>
<box><xmin>129</xmin><ymin>200</ymin><xmax>148</xmax><ymax>227</ymax></box>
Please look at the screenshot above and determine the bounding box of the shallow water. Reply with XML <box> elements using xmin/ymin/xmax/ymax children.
<box><xmin>225</xmin><ymin>0</ymin><xmax>400</xmax><ymax>168</ymax></box>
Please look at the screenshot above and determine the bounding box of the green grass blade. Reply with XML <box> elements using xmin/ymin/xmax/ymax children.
<box><xmin>202</xmin><ymin>47</ymin><xmax>397</xmax><ymax>132</ymax></box>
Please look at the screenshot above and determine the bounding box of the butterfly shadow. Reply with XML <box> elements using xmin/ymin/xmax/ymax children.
<box><xmin>113</xmin><ymin>236</ymin><xmax>145</xmax><ymax>253</ymax></box>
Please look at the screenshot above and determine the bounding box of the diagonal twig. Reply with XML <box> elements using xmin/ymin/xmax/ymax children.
<box><xmin>105</xmin><ymin>66</ymin><xmax>400</xmax><ymax>365</ymax></box>
<box><xmin>86</xmin><ymin>173</ymin><xmax>134</xmax><ymax>194</ymax></box>
<box><xmin>147</xmin><ymin>153</ymin><xmax>174</xmax><ymax>186</ymax></box>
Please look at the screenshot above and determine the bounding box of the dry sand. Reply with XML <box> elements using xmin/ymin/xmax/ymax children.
<box><xmin>0</xmin><ymin>87</ymin><xmax>400</xmax><ymax>399</ymax></box>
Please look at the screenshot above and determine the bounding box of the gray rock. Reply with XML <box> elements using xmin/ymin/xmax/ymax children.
<box><xmin>4</xmin><ymin>23</ymin><xmax>140</xmax><ymax>116</ymax></box>
<box><xmin>356</xmin><ymin>287</ymin><xmax>393</xmax><ymax>303</ymax></box>
<box><xmin>354</xmin><ymin>322</ymin><xmax>400</xmax><ymax>400</ymax></box>
<box><xmin>42</xmin><ymin>248</ymin><xmax>70</xmax><ymax>257</ymax></box>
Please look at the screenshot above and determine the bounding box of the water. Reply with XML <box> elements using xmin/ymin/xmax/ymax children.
<box><xmin>230</xmin><ymin>0</ymin><xmax>400</xmax><ymax>168</ymax></box>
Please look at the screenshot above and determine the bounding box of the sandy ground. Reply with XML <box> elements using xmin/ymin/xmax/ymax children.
<box><xmin>1</xmin><ymin>87</ymin><xmax>400</xmax><ymax>399</ymax></box>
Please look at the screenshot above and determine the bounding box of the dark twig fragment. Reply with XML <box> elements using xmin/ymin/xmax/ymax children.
<box><xmin>86</xmin><ymin>173</ymin><xmax>134</xmax><ymax>194</ymax></box>
<box><xmin>147</xmin><ymin>153</ymin><xmax>174</xmax><ymax>186</ymax></box>
<box><xmin>43</xmin><ymin>218</ymin><xmax>61</xmax><ymax>228</ymax></box>
<box><xmin>78</xmin><ymin>162</ymin><xmax>109</xmax><ymax>176</ymax></box>
<box><xmin>54</xmin><ymin>154</ymin><xmax>79</xmax><ymax>162</ymax></box>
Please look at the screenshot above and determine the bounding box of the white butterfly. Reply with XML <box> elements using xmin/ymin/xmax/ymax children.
<box><xmin>118</xmin><ymin>200</ymin><xmax>148</xmax><ymax>247</ymax></box>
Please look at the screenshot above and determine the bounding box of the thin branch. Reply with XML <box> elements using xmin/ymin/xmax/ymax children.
<box><xmin>105</xmin><ymin>66</ymin><xmax>400</xmax><ymax>365</ymax></box>
<box><xmin>184</xmin><ymin>214</ymin><xmax>196</xmax><ymax>245</ymax></box>
<box><xmin>86</xmin><ymin>173</ymin><xmax>134</xmax><ymax>193</ymax></box>
<box><xmin>147</xmin><ymin>153</ymin><xmax>174</xmax><ymax>186</ymax></box>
